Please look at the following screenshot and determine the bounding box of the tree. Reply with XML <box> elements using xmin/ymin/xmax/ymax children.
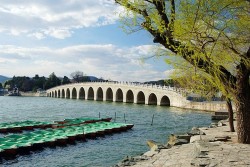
<box><xmin>70</xmin><ymin>71</ymin><xmax>90</xmax><ymax>82</ymax></box>
<box><xmin>70</xmin><ymin>71</ymin><xmax>84</xmax><ymax>83</ymax></box>
<box><xmin>33</xmin><ymin>75</ymin><xmax>46</xmax><ymax>90</ymax></box>
<box><xmin>171</xmin><ymin>67</ymin><xmax>235</xmax><ymax>132</ymax></box>
<box><xmin>115</xmin><ymin>0</ymin><xmax>250</xmax><ymax>143</ymax></box>
<box><xmin>62</xmin><ymin>76</ymin><xmax>71</xmax><ymax>85</ymax></box>
<box><xmin>21</xmin><ymin>78</ymin><xmax>33</xmax><ymax>92</ymax></box>
<box><xmin>0</xmin><ymin>83</ymin><xmax>3</xmax><ymax>89</ymax></box>
<box><xmin>45</xmin><ymin>72</ymin><xmax>61</xmax><ymax>89</ymax></box>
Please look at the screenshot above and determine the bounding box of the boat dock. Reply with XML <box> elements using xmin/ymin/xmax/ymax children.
<box><xmin>0</xmin><ymin>117</ymin><xmax>133</xmax><ymax>160</ymax></box>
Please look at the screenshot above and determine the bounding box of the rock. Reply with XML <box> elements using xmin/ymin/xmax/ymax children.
<box><xmin>190</xmin><ymin>135</ymin><xmax>217</xmax><ymax>143</ymax></box>
<box><xmin>214</xmin><ymin>136</ymin><xmax>231</xmax><ymax>142</ymax></box>
<box><xmin>209</xmin><ymin>124</ymin><xmax>218</xmax><ymax>128</ymax></box>
<box><xmin>188</xmin><ymin>127</ymin><xmax>206</xmax><ymax>136</ymax></box>
<box><xmin>168</xmin><ymin>134</ymin><xmax>189</xmax><ymax>146</ymax></box>
<box><xmin>176</xmin><ymin>134</ymin><xmax>191</xmax><ymax>142</ymax></box>
<box><xmin>114</xmin><ymin>155</ymin><xmax>149</xmax><ymax>167</ymax></box>
<box><xmin>133</xmin><ymin>155</ymin><xmax>149</xmax><ymax>161</ymax></box>
<box><xmin>193</xmin><ymin>141</ymin><xmax>210</xmax><ymax>157</ymax></box>
<box><xmin>147</xmin><ymin>140</ymin><xmax>159</xmax><ymax>149</ymax></box>
<box><xmin>144</xmin><ymin>150</ymin><xmax>157</xmax><ymax>157</ymax></box>
<box><xmin>218</xmin><ymin>121</ymin><xmax>227</xmax><ymax>127</ymax></box>
<box><xmin>147</xmin><ymin>140</ymin><xmax>170</xmax><ymax>151</ymax></box>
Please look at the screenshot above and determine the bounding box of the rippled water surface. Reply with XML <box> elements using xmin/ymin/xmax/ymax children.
<box><xmin>0</xmin><ymin>96</ymin><xmax>212</xmax><ymax>167</ymax></box>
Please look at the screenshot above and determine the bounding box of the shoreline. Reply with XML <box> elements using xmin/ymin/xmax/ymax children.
<box><xmin>115</xmin><ymin>120</ymin><xmax>250</xmax><ymax>167</ymax></box>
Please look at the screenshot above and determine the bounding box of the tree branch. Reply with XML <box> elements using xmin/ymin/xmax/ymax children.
<box><xmin>170</xmin><ymin>0</ymin><xmax>175</xmax><ymax>27</ymax></box>
<box><xmin>116</xmin><ymin>0</ymin><xmax>237</xmax><ymax>89</ymax></box>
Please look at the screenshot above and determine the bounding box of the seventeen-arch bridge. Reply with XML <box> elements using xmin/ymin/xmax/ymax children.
<box><xmin>46</xmin><ymin>82</ymin><xmax>189</xmax><ymax>108</ymax></box>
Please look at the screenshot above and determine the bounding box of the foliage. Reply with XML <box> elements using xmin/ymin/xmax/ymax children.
<box><xmin>4</xmin><ymin>73</ymin><xmax>62</xmax><ymax>92</ymax></box>
<box><xmin>115</xmin><ymin>0</ymin><xmax>250</xmax><ymax>143</ymax></box>
<box><xmin>62</xmin><ymin>76</ymin><xmax>71</xmax><ymax>85</ymax></box>
<box><xmin>144</xmin><ymin>79</ymin><xmax>176</xmax><ymax>87</ymax></box>
<box><xmin>33</xmin><ymin>74</ymin><xmax>46</xmax><ymax>90</ymax></box>
<box><xmin>70</xmin><ymin>71</ymin><xmax>90</xmax><ymax>83</ymax></box>
<box><xmin>4</xmin><ymin>76</ymin><xmax>34</xmax><ymax>92</ymax></box>
<box><xmin>44</xmin><ymin>72</ymin><xmax>61</xmax><ymax>90</ymax></box>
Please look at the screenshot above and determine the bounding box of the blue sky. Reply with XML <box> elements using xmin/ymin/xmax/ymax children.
<box><xmin>0</xmin><ymin>0</ymin><xmax>172</xmax><ymax>82</ymax></box>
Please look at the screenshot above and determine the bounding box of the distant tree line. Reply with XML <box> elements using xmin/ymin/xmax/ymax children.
<box><xmin>143</xmin><ymin>79</ymin><xmax>178</xmax><ymax>87</ymax></box>
<box><xmin>3</xmin><ymin>71</ymin><xmax>92</xmax><ymax>92</ymax></box>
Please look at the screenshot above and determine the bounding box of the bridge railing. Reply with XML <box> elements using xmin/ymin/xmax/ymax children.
<box><xmin>48</xmin><ymin>81</ymin><xmax>188</xmax><ymax>97</ymax></box>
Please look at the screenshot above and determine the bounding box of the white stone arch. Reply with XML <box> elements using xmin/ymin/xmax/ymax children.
<box><xmin>136</xmin><ymin>91</ymin><xmax>146</xmax><ymax>104</ymax></box>
<box><xmin>105</xmin><ymin>87</ymin><xmax>113</xmax><ymax>102</ymax></box>
<box><xmin>71</xmin><ymin>87</ymin><xmax>77</xmax><ymax>99</ymax></box>
<box><xmin>125</xmin><ymin>89</ymin><xmax>134</xmax><ymax>103</ymax></box>
<box><xmin>148</xmin><ymin>92</ymin><xmax>157</xmax><ymax>105</ymax></box>
<box><xmin>61</xmin><ymin>89</ymin><xmax>66</xmax><ymax>98</ymax></box>
<box><xmin>159</xmin><ymin>95</ymin><xmax>171</xmax><ymax>106</ymax></box>
<box><xmin>96</xmin><ymin>87</ymin><xmax>104</xmax><ymax>101</ymax></box>
<box><xmin>87</xmin><ymin>86</ymin><xmax>94</xmax><ymax>100</ymax></box>
<box><xmin>66</xmin><ymin>88</ymin><xmax>70</xmax><ymax>99</ymax></box>
<box><xmin>57</xmin><ymin>89</ymin><xmax>60</xmax><ymax>98</ymax></box>
<box><xmin>78</xmin><ymin>87</ymin><xmax>85</xmax><ymax>100</ymax></box>
<box><xmin>114</xmin><ymin>87</ymin><xmax>123</xmax><ymax>102</ymax></box>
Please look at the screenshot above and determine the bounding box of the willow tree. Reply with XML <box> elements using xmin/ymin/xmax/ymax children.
<box><xmin>115</xmin><ymin>0</ymin><xmax>250</xmax><ymax>143</ymax></box>
<box><xmin>170</xmin><ymin>65</ymin><xmax>235</xmax><ymax>132</ymax></box>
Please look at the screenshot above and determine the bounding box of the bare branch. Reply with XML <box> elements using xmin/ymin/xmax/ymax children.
<box><xmin>169</xmin><ymin>0</ymin><xmax>175</xmax><ymax>34</ymax></box>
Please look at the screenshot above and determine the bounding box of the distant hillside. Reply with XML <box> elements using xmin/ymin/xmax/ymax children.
<box><xmin>0</xmin><ymin>75</ymin><xmax>11</xmax><ymax>83</ymax></box>
<box><xmin>144</xmin><ymin>79</ymin><xmax>175</xmax><ymax>87</ymax></box>
<box><xmin>88</xmin><ymin>76</ymin><xmax>106</xmax><ymax>82</ymax></box>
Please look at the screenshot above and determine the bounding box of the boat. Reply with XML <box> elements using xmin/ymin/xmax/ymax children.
<box><xmin>0</xmin><ymin>118</ymin><xmax>134</xmax><ymax>159</ymax></box>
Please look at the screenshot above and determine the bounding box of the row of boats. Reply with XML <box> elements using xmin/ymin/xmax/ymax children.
<box><xmin>0</xmin><ymin>117</ymin><xmax>134</xmax><ymax>160</ymax></box>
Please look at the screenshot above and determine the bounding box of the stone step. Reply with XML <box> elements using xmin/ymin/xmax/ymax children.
<box><xmin>214</xmin><ymin>111</ymin><xmax>228</xmax><ymax>116</ymax></box>
<box><xmin>211</xmin><ymin>115</ymin><xmax>228</xmax><ymax>120</ymax></box>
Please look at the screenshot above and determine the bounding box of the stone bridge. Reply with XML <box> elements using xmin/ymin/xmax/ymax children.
<box><xmin>46</xmin><ymin>82</ymin><xmax>189</xmax><ymax>108</ymax></box>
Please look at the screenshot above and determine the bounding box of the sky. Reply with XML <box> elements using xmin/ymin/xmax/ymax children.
<box><xmin>0</xmin><ymin>0</ymin><xmax>172</xmax><ymax>82</ymax></box>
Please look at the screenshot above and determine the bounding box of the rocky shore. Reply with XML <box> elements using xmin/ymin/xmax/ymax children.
<box><xmin>114</xmin><ymin>120</ymin><xmax>250</xmax><ymax>167</ymax></box>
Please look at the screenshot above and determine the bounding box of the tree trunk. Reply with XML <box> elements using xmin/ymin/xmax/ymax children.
<box><xmin>236</xmin><ymin>65</ymin><xmax>250</xmax><ymax>144</ymax></box>
<box><xmin>226</xmin><ymin>98</ymin><xmax>235</xmax><ymax>132</ymax></box>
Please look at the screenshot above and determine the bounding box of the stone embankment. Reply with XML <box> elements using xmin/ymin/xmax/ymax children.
<box><xmin>114</xmin><ymin>120</ymin><xmax>250</xmax><ymax>167</ymax></box>
<box><xmin>20</xmin><ymin>91</ymin><xmax>47</xmax><ymax>97</ymax></box>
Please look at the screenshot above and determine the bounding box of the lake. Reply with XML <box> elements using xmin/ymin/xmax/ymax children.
<box><xmin>0</xmin><ymin>96</ymin><xmax>212</xmax><ymax>167</ymax></box>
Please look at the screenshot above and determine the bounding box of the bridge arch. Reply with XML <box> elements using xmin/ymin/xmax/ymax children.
<box><xmin>66</xmin><ymin>88</ymin><xmax>70</xmax><ymax>99</ymax></box>
<box><xmin>79</xmin><ymin>87</ymin><xmax>85</xmax><ymax>99</ymax></box>
<box><xmin>106</xmin><ymin>88</ymin><xmax>113</xmax><ymax>101</ymax></box>
<box><xmin>58</xmin><ymin>90</ymin><xmax>61</xmax><ymax>98</ymax></box>
<box><xmin>116</xmin><ymin>88</ymin><xmax>123</xmax><ymax>102</ymax></box>
<box><xmin>148</xmin><ymin>93</ymin><xmax>157</xmax><ymax>105</ymax></box>
<box><xmin>126</xmin><ymin>90</ymin><xmax>134</xmax><ymax>103</ymax></box>
<box><xmin>55</xmin><ymin>91</ymin><xmax>58</xmax><ymax>98</ymax></box>
<box><xmin>160</xmin><ymin>95</ymin><xmax>170</xmax><ymax>106</ymax></box>
<box><xmin>62</xmin><ymin>89</ymin><xmax>65</xmax><ymax>98</ymax></box>
<box><xmin>96</xmin><ymin>87</ymin><xmax>103</xmax><ymax>101</ymax></box>
<box><xmin>87</xmin><ymin>87</ymin><xmax>94</xmax><ymax>100</ymax></box>
<box><xmin>72</xmin><ymin>88</ymin><xmax>77</xmax><ymax>99</ymax></box>
<box><xmin>137</xmin><ymin>91</ymin><xmax>145</xmax><ymax>104</ymax></box>
<box><xmin>52</xmin><ymin>92</ymin><xmax>54</xmax><ymax>97</ymax></box>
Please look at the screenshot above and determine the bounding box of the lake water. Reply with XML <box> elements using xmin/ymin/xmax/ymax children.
<box><xmin>0</xmin><ymin>96</ymin><xmax>212</xmax><ymax>167</ymax></box>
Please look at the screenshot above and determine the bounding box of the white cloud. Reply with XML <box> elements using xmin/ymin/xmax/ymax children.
<box><xmin>29</xmin><ymin>32</ymin><xmax>45</xmax><ymax>40</ymax></box>
<box><xmin>0</xmin><ymin>0</ymin><xmax>120</xmax><ymax>39</ymax></box>
<box><xmin>0</xmin><ymin>44</ymin><xmax>167</xmax><ymax>82</ymax></box>
<box><xmin>43</xmin><ymin>28</ymin><xmax>73</xmax><ymax>39</ymax></box>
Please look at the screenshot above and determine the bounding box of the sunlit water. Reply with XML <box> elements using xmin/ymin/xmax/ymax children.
<box><xmin>0</xmin><ymin>96</ymin><xmax>212</xmax><ymax>167</ymax></box>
